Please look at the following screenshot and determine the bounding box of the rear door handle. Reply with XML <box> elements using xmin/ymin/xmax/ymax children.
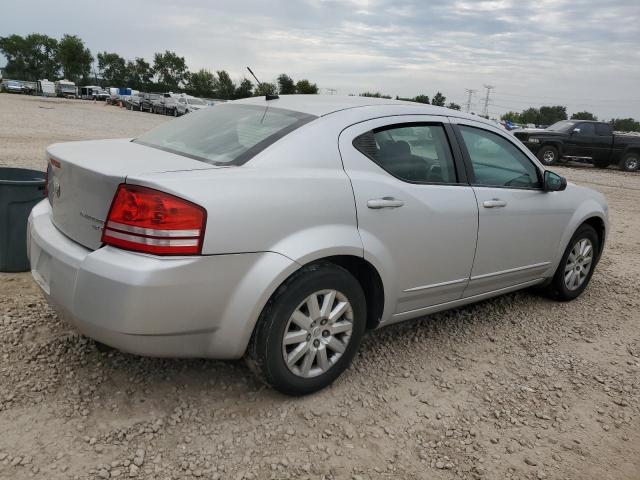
<box><xmin>483</xmin><ymin>199</ymin><xmax>507</xmax><ymax>208</ymax></box>
<box><xmin>367</xmin><ymin>197</ymin><xmax>405</xmax><ymax>209</ymax></box>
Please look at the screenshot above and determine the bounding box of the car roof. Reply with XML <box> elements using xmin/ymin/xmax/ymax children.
<box><xmin>232</xmin><ymin>94</ymin><xmax>494</xmax><ymax>126</ymax></box>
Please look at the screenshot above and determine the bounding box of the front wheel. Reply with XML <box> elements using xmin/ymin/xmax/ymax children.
<box><xmin>246</xmin><ymin>263</ymin><xmax>367</xmax><ymax>396</ymax></box>
<box><xmin>537</xmin><ymin>145</ymin><xmax>559</xmax><ymax>166</ymax></box>
<box><xmin>620</xmin><ymin>153</ymin><xmax>639</xmax><ymax>172</ymax></box>
<box><xmin>547</xmin><ymin>224</ymin><xmax>599</xmax><ymax>301</ymax></box>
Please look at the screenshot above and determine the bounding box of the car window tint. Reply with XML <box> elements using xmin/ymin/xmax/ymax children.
<box><xmin>595</xmin><ymin>123</ymin><xmax>612</xmax><ymax>135</ymax></box>
<box><xmin>459</xmin><ymin>125</ymin><xmax>541</xmax><ymax>189</ymax></box>
<box><xmin>579</xmin><ymin>123</ymin><xmax>595</xmax><ymax>135</ymax></box>
<box><xmin>353</xmin><ymin>124</ymin><xmax>457</xmax><ymax>184</ymax></box>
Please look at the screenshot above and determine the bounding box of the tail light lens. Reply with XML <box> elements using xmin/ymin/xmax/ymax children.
<box><xmin>102</xmin><ymin>184</ymin><xmax>206</xmax><ymax>255</ymax></box>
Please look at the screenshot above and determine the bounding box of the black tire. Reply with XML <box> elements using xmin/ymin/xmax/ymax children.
<box><xmin>593</xmin><ymin>158</ymin><xmax>610</xmax><ymax>169</ymax></box>
<box><xmin>619</xmin><ymin>152</ymin><xmax>639</xmax><ymax>172</ymax></box>
<box><xmin>246</xmin><ymin>262</ymin><xmax>367</xmax><ymax>396</ymax></box>
<box><xmin>537</xmin><ymin>145</ymin><xmax>560</xmax><ymax>166</ymax></box>
<box><xmin>547</xmin><ymin>224</ymin><xmax>599</xmax><ymax>301</ymax></box>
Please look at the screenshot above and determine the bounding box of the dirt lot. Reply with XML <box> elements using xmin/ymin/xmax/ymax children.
<box><xmin>0</xmin><ymin>93</ymin><xmax>638</xmax><ymax>480</ymax></box>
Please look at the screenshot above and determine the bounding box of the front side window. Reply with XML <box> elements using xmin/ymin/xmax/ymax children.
<box><xmin>353</xmin><ymin>124</ymin><xmax>457</xmax><ymax>184</ymax></box>
<box><xmin>577</xmin><ymin>123</ymin><xmax>595</xmax><ymax>135</ymax></box>
<box><xmin>459</xmin><ymin>125</ymin><xmax>541</xmax><ymax>189</ymax></box>
<box><xmin>134</xmin><ymin>104</ymin><xmax>316</xmax><ymax>166</ymax></box>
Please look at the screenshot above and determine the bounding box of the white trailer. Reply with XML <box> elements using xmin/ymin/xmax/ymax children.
<box><xmin>38</xmin><ymin>79</ymin><xmax>56</xmax><ymax>97</ymax></box>
<box><xmin>55</xmin><ymin>80</ymin><xmax>77</xmax><ymax>98</ymax></box>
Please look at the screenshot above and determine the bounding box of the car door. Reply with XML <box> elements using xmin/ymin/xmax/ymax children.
<box><xmin>339</xmin><ymin>116</ymin><xmax>479</xmax><ymax>315</ymax></box>
<box><xmin>569</xmin><ymin>122</ymin><xmax>599</xmax><ymax>157</ymax></box>
<box><xmin>452</xmin><ymin>119</ymin><xmax>569</xmax><ymax>296</ymax></box>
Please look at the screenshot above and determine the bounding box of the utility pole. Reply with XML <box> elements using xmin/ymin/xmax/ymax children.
<box><xmin>464</xmin><ymin>88</ymin><xmax>477</xmax><ymax>113</ymax></box>
<box><xmin>482</xmin><ymin>85</ymin><xmax>494</xmax><ymax>118</ymax></box>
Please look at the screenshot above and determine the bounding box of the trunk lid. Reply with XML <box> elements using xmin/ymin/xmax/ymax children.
<box><xmin>47</xmin><ymin>138</ymin><xmax>216</xmax><ymax>250</ymax></box>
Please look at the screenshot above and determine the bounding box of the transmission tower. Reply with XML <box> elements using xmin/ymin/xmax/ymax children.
<box><xmin>482</xmin><ymin>85</ymin><xmax>494</xmax><ymax>118</ymax></box>
<box><xmin>464</xmin><ymin>89</ymin><xmax>477</xmax><ymax>113</ymax></box>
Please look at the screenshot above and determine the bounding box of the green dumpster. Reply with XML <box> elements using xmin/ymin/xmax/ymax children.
<box><xmin>0</xmin><ymin>168</ymin><xmax>46</xmax><ymax>272</ymax></box>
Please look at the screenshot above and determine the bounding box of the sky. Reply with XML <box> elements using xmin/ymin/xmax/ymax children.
<box><xmin>1</xmin><ymin>0</ymin><xmax>640</xmax><ymax>120</ymax></box>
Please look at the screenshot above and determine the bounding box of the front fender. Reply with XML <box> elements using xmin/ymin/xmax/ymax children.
<box><xmin>550</xmin><ymin>197</ymin><xmax>607</xmax><ymax>273</ymax></box>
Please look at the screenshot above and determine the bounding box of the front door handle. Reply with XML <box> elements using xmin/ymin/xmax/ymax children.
<box><xmin>367</xmin><ymin>197</ymin><xmax>405</xmax><ymax>209</ymax></box>
<box><xmin>483</xmin><ymin>199</ymin><xmax>507</xmax><ymax>208</ymax></box>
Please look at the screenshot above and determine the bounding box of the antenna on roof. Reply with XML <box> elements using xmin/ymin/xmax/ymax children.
<box><xmin>247</xmin><ymin>67</ymin><xmax>279</xmax><ymax>101</ymax></box>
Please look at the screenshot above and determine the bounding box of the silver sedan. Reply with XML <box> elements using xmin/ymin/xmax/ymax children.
<box><xmin>28</xmin><ymin>95</ymin><xmax>608</xmax><ymax>395</ymax></box>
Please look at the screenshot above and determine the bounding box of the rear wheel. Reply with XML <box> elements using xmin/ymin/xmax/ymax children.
<box><xmin>547</xmin><ymin>224</ymin><xmax>599</xmax><ymax>301</ymax></box>
<box><xmin>537</xmin><ymin>145</ymin><xmax>559</xmax><ymax>166</ymax></box>
<box><xmin>619</xmin><ymin>153</ymin><xmax>639</xmax><ymax>172</ymax></box>
<box><xmin>246</xmin><ymin>262</ymin><xmax>366</xmax><ymax>396</ymax></box>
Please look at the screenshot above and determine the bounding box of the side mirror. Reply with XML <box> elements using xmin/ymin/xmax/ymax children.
<box><xmin>572</xmin><ymin>128</ymin><xmax>581</xmax><ymax>134</ymax></box>
<box><xmin>543</xmin><ymin>171</ymin><xmax>567</xmax><ymax>192</ymax></box>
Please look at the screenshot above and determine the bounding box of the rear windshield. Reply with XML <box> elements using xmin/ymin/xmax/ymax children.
<box><xmin>133</xmin><ymin>104</ymin><xmax>316</xmax><ymax>166</ymax></box>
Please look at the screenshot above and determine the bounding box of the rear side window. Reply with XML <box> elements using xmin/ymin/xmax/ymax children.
<box><xmin>459</xmin><ymin>125</ymin><xmax>541</xmax><ymax>189</ymax></box>
<box><xmin>596</xmin><ymin>123</ymin><xmax>612</xmax><ymax>135</ymax></box>
<box><xmin>353</xmin><ymin>124</ymin><xmax>458</xmax><ymax>184</ymax></box>
<box><xmin>134</xmin><ymin>104</ymin><xmax>316</xmax><ymax>166</ymax></box>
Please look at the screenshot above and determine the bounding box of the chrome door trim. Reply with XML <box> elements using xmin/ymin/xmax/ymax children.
<box><xmin>470</xmin><ymin>261</ymin><xmax>550</xmax><ymax>281</ymax></box>
<box><xmin>388</xmin><ymin>278</ymin><xmax>546</xmax><ymax>324</ymax></box>
<box><xmin>403</xmin><ymin>277</ymin><xmax>468</xmax><ymax>293</ymax></box>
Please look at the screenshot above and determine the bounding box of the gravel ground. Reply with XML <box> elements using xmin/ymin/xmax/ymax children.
<box><xmin>0</xmin><ymin>93</ymin><xmax>639</xmax><ymax>480</ymax></box>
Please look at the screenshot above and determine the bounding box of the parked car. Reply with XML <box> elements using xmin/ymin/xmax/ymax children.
<box><xmin>3</xmin><ymin>80</ymin><xmax>23</xmax><ymax>94</ymax></box>
<box><xmin>29</xmin><ymin>96</ymin><xmax>608</xmax><ymax>395</ymax></box>
<box><xmin>514</xmin><ymin>120</ymin><xmax>640</xmax><ymax>171</ymax></box>
<box><xmin>150</xmin><ymin>94</ymin><xmax>167</xmax><ymax>114</ymax></box>
<box><xmin>140</xmin><ymin>93</ymin><xmax>161</xmax><ymax>112</ymax></box>
<box><xmin>155</xmin><ymin>93</ymin><xmax>179</xmax><ymax>116</ymax></box>
<box><xmin>176</xmin><ymin>95</ymin><xmax>208</xmax><ymax>115</ymax></box>
<box><xmin>125</xmin><ymin>93</ymin><xmax>143</xmax><ymax>111</ymax></box>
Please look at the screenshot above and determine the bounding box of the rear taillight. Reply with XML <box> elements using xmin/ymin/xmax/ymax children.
<box><xmin>101</xmin><ymin>184</ymin><xmax>206</xmax><ymax>255</ymax></box>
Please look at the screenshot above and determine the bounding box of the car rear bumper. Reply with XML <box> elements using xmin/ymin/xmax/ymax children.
<box><xmin>28</xmin><ymin>200</ymin><xmax>298</xmax><ymax>359</ymax></box>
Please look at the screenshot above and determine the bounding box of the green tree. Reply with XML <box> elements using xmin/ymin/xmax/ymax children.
<box><xmin>446</xmin><ymin>102</ymin><xmax>461</xmax><ymax>111</ymax></box>
<box><xmin>413</xmin><ymin>94</ymin><xmax>430</xmax><ymax>104</ymax></box>
<box><xmin>0</xmin><ymin>33</ymin><xmax>60</xmax><ymax>81</ymax></box>
<box><xmin>56</xmin><ymin>34</ymin><xmax>92</xmax><ymax>82</ymax></box>
<box><xmin>612</xmin><ymin>118</ymin><xmax>640</xmax><ymax>132</ymax></box>
<box><xmin>571</xmin><ymin>111</ymin><xmax>598</xmax><ymax>121</ymax></box>
<box><xmin>187</xmin><ymin>69</ymin><xmax>216</xmax><ymax>97</ymax></box>
<box><xmin>431</xmin><ymin>92</ymin><xmax>446</xmax><ymax>106</ymax></box>
<box><xmin>152</xmin><ymin>50</ymin><xmax>188</xmax><ymax>89</ymax></box>
<box><xmin>125</xmin><ymin>58</ymin><xmax>153</xmax><ymax>90</ymax></box>
<box><xmin>360</xmin><ymin>91</ymin><xmax>391</xmax><ymax>99</ymax></box>
<box><xmin>234</xmin><ymin>78</ymin><xmax>253</xmax><ymax>99</ymax></box>
<box><xmin>501</xmin><ymin>111</ymin><xmax>521</xmax><ymax>123</ymax></box>
<box><xmin>254</xmin><ymin>82</ymin><xmax>277</xmax><ymax>96</ymax></box>
<box><xmin>295</xmin><ymin>79</ymin><xmax>318</xmax><ymax>94</ymax></box>
<box><xmin>97</xmin><ymin>51</ymin><xmax>127</xmax><ymax>86</ymax></box>
<box><xmin>539</xmin><ymin>105</ymin><xmax>567</xmax><ymax>125</ymax></box>
<box><xmin>277</xmin><ymin>74</ymin><xmax>296</xmax><ymax>94</ymax></box>
<box><xmin>519</xmin><ymin>107</ymin><xmax>541</xmax><ymax>125</ymax></box>
<box><xmin>214</xmin><ymin>70</ymin><xmax>236</xmax><ymax>99</ymax></box>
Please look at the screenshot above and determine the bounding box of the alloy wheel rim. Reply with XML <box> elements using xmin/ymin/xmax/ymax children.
<box><xmin>543</xmin><ymin>150</ymin><xmax>555</xmax><ymax>163</ymax></box>
<box><xmin>564</xmin><ymin>238</ymin><xmax>593</xmax><ymax>290</ymax></box>
<box><xmin>282</xmin><ymin>289</ymin><xmax>353</xmax><ymax>378</ymax></box>
<box><xmin>625</xmin><ymin>157</ymin><xmax>638</xmax><ymax>170</ymax></box>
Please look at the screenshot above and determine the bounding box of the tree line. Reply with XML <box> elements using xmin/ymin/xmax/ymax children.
<box><xmin>359</xmin><ymin>91</ymin><xmax>461</xmax><ymax>110</ymax></box>
<box><xmin>0</xmin><ymin>33</ymin><xmax>319</xmax><ymax>99</ymax></box>
<box><xmin>501</xmin><ymin>106</ymin><xmax>640</xmax><ymax>132</ymax></box>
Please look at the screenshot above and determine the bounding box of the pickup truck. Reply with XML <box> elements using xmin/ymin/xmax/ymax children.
<box><xmin>514</xmin><ymin>120</ymin><xmax>640</xmax><ymax>171</ymax></box>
